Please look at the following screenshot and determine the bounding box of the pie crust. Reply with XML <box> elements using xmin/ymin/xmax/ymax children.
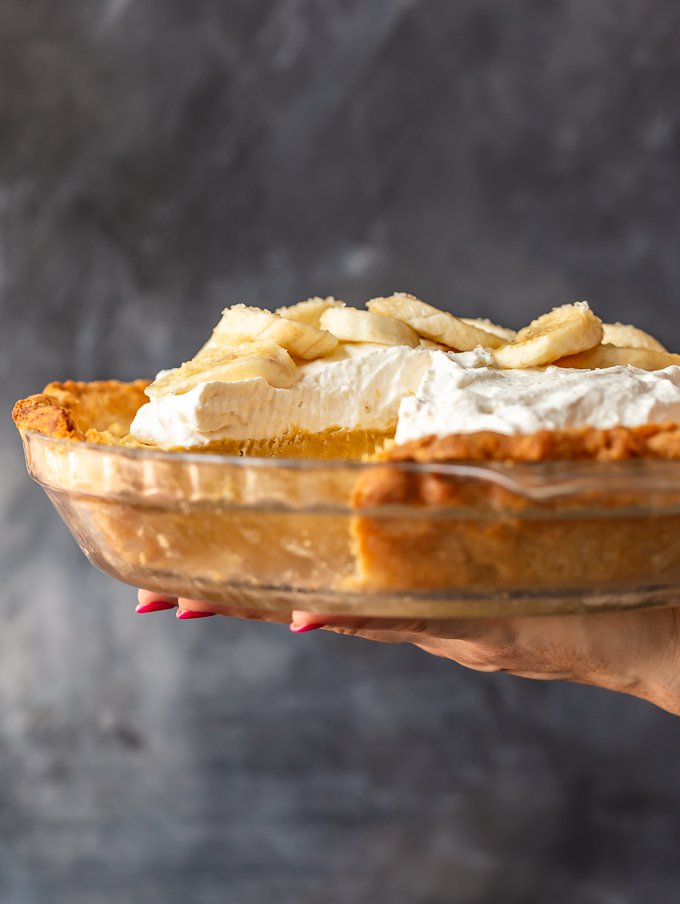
<box><xmin>12</xmin><ymin>380</ymin><xmax>150</xmax><ymax>444</ymax></box>
<box><xmin>351</xmin><ymin>428</ymin><xmax>680</xmax><ymax>592</ymax></box>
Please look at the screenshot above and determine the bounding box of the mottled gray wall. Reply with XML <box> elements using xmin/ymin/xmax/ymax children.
<box><xmin>2</xmin><ymin>2</ymin><xmax>680</xmax><ymax>903</ymax></box>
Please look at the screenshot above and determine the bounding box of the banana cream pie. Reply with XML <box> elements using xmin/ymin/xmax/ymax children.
<box><xmin>13</xmin><ymin>294</ymin><xmax>680</xmax><ymax>602</ymax></box>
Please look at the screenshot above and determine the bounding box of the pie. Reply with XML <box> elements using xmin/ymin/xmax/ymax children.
<box><xmin>13</xmin><ymin>295</ymin><xmax>680</xmax><ymax>607</ymax></box>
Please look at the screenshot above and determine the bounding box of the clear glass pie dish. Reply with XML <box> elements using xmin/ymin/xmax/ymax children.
<box><xmin>19</xmin><ymin>430</ymin><xmax>680</xmax><ymax>618</ymax></box>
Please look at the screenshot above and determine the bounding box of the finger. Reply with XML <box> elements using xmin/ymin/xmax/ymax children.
<box><xmin>137</xmin><ymin>589</ymin><xmax>177</xmax><ymax>605</ymax></box>
<box><xmin>177</xmin><ymin>598</ymin><xmax>291</xmax><ymax>625</ymax></box>
<box><xmin>290</xmin><ymin>611</ymin><xmax>426</xmax><ymax>641</ymax></box>
<box><xmin>289</xmin><ymin>611</ymin><xmax>491</xmax><ymax>645</ymax></box>
<box><xmin>136</xmin><ymin>589</ymin><xmax>178</xmax><ymax>613</ymax></box>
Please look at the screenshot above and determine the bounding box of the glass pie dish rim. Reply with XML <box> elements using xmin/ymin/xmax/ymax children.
<box><xmin>21</xmin><ymin>427</ymin><xmax>680</xmax><ymax>507</ymax></box>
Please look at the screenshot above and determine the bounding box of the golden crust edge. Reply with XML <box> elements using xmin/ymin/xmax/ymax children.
<box><xmin>12</xmin><ymin>380</ymin><xmax>151</xmax><ymax>442</ymax></box>
<box><xmin>376</xmin><ymin>425</ymin><xmax>680</xmax><ymax>463</ymax></box>
<box><xmin>353</xmin><ymin>424</ymin><xmax>680</xmax><ymax>509</ymax></box>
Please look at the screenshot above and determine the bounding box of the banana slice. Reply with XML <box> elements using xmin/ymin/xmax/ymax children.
<box><xmin>555</xmin><ymin>344</ymin><xmax>680</xmax><ymax>371</ymax></box>
<box><xmin>202</xmin><ymin>304</ymin><xmax>338</xmax><ymax>360</ymax></box>
<box><xmin>602</xmin><ymin>322</ymin><xmax>667</xmax><ymax>353</ymax></box>
<box><xmin>277</xmin><ymin>296</ymin><xmax>345</xmax><ymax>328</ymax></box>
<box><xmin>146</xmin><ymin>343</ymin><xmax>300</xmax><ymax>398</ymax></box>
<box><xmin>492</xmin><ymin>301</ymin><xmax>603</xmax><ymax>369</ymax></box>
<box><xmin>418</xmin><ymin>337</ymin><xmax>449</xmax><ymax>350</ymax></box>
<box><xmin>366</xmin><ymin>293</ymin><xmax>504</xmax><ymax>350</ymax></box>
<box><xmin>263</xmin><ymin>316</ymin><xmax>339</xmax><ymax>359</ymax></box>
<box><xmin>462</xmin><ymin>317</ymin><xmax>516</xmax><ymax>342</ymax></box>
<box><xmin>320</xmin><ymin>306</ymin><xmax>419</xmax><ymax>347</ymax></box>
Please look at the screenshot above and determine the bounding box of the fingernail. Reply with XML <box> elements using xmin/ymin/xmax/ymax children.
<box><xmin>290</xmin><ymin>623</ymin><xmax>324</xmax><ymax>633</ymax></box>
<box><xmin>136</xmin><ymin>600</ymin><xmax>177</xmax><ymax>614</ymax></box>
<box><xmin>176</xmin><ymin>609</ymin><xmax>216</xmax><ymax>620</ymax></box>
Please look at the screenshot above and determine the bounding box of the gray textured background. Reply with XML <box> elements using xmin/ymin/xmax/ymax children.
<box><xmin>3</xmin><ymin>2</ymin><xmax>680</xmax><ymax>902</ymax></box>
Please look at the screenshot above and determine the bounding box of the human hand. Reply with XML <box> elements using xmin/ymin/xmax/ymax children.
<box><xmin>136</xmin><ymin>590</ymin><xmax>680</xmax><ymax>716</ymax></box>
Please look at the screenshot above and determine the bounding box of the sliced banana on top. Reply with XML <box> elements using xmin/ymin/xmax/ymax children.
<box><xmin>277</xmin><ymin>296</ymin><xmax>345</xmax><ymax>328</ymax></box>
<box><xmin>492</xmin><ymin>301</ymin><xmax>603</xmax><ymax>369</ymax></box>
<box><xmin>555</xmin><ymin>344</ymin><xmax>680</xmax><ymax>371</ymax></box>
<box><xmin>262</xmin><ymin>315</ymin><xmax>338</xmax><ymax>359</ymax></box>
<box><xmin>146</xmin><ymin>343</ymin><xmax>300</xmax><ymax>398</ymax></box>
<box><xmin>461</xmin><ymin>317</ymin><xmax>516</xmax><ymax>342</ymax></box>
<box><xmin>320</xmin><ymin>306</ymin><xmax>419</xmax><ymax>347</ymax></box>
<box><xmin>366</xmin><ymin>294</ymin><xmax>505</xmax><ymax>350</ymax></box>
<box><xmin>203</xmin><ymin>304</ymin><xmax>338</xmax><ymax>360</ymax></box>
<box><xmin>602</xmin><ymin>322</ymin><xmax>667</xmax><ymax>353</ymax></box>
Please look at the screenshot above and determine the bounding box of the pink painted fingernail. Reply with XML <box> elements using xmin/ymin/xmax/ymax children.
<box><xmin>290</xmin><ymin>623</ymin><xmax>324</xmax><ymax>633</ymax></box>
<box><xmin>176</xmin><ymin>609</ymin><xmax>216</xmax><ymax>620</ymax></box>
<box><xmin>136</xmin><ymin>600</ymin><xmax>177</xmax><ymax>614</ymax></box>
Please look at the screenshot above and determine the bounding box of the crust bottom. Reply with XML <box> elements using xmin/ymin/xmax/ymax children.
<box><xmin>353</xmin><ymin>426</ymin><xmax>680</xmax><ymax>592</ymax></box>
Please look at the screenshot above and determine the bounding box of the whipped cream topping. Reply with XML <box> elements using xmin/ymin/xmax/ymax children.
<box><xmin>396</xmin><ymin>352</ymin><xmax>680</xmax><ymax>443</ymax></box>
<box><xmin>131</xmin><ymin>343</ymin><xmax>680</xmax><ymax>449</ymax></box>
<box><xmin>131</xmin><ymin>344</ymin><xmax>435</xmax><ymax>447</ymax></box>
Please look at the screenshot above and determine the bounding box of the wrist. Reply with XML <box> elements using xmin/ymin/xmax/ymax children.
<box><xmin>622</xmin><ymin>609</ymin><xmax>680</xmax><ymax>715</ymax></box>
